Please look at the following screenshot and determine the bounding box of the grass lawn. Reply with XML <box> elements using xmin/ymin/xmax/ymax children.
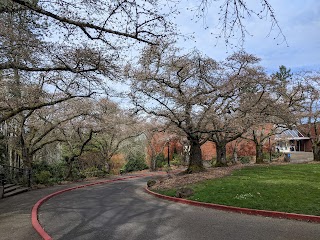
<box><xmin>157</xmin><ymin>163</ymin><xmax>320</xmax><ymax>216</ymax></box>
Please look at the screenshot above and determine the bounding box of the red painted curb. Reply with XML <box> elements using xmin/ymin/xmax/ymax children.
<box><xmin>32</xmin><ymin>173</ymin><xmax>164</xmax><ymax>240</ymax></box>
<box><xmin>145</xmin><ymin>187</ymin><xmax>320</xmax><ymax>223</ymax></box>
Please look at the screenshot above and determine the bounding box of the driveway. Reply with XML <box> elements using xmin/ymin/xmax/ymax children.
<box><xmin>38</xmin><ymin>177</ymin><xmax>320</xmax><ymax>240</ymax></box>
<box><xmin>0</xmin><ymin>180</ymin><xmax>96</xmax><ymax>240</ymax></box>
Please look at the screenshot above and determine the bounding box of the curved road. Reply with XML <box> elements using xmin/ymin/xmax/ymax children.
<box><xmin>38</xmin><ymin>177</ymin><xmax>320</xmax><ymax>240</ymax></box>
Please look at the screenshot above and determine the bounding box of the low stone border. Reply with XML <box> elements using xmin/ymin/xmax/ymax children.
<box><xmin>145</xmin><ymin>187</ymin><xmax>320</xmax><ymax>223</ymax></box>
<box><xmin>32</xmin><ymin>173</ymin><xmax>165</xmax><ymax>240</ymax></box>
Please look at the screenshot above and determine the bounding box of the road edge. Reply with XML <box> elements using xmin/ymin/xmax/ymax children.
<box><xmin>32</xmin><ymin>174</ymin><xmax>161</xmax><ymax>240</ymax></box>
<box><xmin>145</xmin><ymin>187</ymin><xmax>320</xmax><ymax>223</ymax></box>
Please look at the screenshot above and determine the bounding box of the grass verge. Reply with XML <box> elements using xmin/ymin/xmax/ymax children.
<box><xmin>156</xmin><ymin>163</ymin><xmax>320</xmax><ymax>216</ymax></box>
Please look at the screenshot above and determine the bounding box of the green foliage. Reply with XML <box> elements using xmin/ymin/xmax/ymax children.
<box><xmin>50</xmin><ymin>162</ymin><xmax>66</xmax><ymax>182</ymax></box>
<box><xmin>273</xmin><ymin>65</ymin><xmax>292</xmax><ymax>83</ymax></box>
<box><xmin>155</xmin><ymin>153</ymin><xmax>167</xmax><ymax>168</ymax></box>
<box><xmin>211</xmin><ymin>156</ymin><xmax>217</xmax><ymax>166</ymax></box>
<box><xmin>34</xmin><ymin>170</ymin><xmax>52</xmax><ymax>185</ymax></box>
<box><xmin>123</xmin><ymin>153</ymin><xmax>149</xmax><ymax>173</ymax></box>
<box><xmin>262</xmin><ymin>152</ymin><xmax>271</xmax><ymax>160</ymax></box>
<box><xmin>171</xmin><ymin>153</ymin><xmax>182</xmax><ymax>166</ymax></box>
<box><xmin>0</xmin><ymin>134</ymin><xmax>8</xmax><ymax>164</ymax></box>
<box><xmin>147</xmin><ymin>179</ymin><xmax>157</xmax><ymax>188</ymax></box>
<box><xmin>272</xmin><ymin>151</ymin><xmax>283</xmax><ymax>159</ymax></box>
<box><xmin>32</xmin><ymin>161</ymin><xmax>67</xmax><ymax>185</ymax></box>
<box><xmin>239</xmin><ymin>156</ymin><xmax>251</xmax><ymax>164</ymax></box>
<box><xmin>156</xmin><ymin>188</ymin><xmax>177</xmax><ymax>197</ymax></box>
<box><xmin>162</xmin><ymin>163</ymin><xmax>172</xmax><ymax>173</ymax></box>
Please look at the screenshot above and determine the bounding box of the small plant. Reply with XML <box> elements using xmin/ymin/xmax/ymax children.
<box><xmin>211</xmin><ymin>157</ymin><xmax>217</xmax><ymax>166</ymax></box>
<box><xmin>123</xmin><ymin>153</ymin><xmax>149</xmax><ymax>173</ymax></box>
<box><xmin>34</xmin><ymin>170</ymin><xmax>52</xmax><ymax>185</ymax></box>
<box><xmin>32</xmin><ymin>161</ymin><xmax>68</xmax><ymax>184</ymax></box>
<box><xmin>155</xmin><ymin>153</ymin><xmax>167</xmax><ymax>168</ymax></box>
<box><xmin>147</xmin><ymin>179</ymin><xmax>157</xmax><ymax>188</ymax></box>
<box><xmin>171</xmin><ymin>153</ymin><xmax>182</xmax><ymax>166</ymax></box>
<box><xmin>163</xmin><ymin>163</ymin><xmax>172</xmax><ymax>173</ymax></box>
<box><xmin>239</xmin><ymin>156</ymin><xmax>251</xmax><ymax>164</ymax></box>
<box><xmin>262</xmin><ymin>152</ymin><xmax>271</xmax><ymax>160</ymax></box>
<box><xmin>272</xmin><ymin>151</ymin><xmax>283</xmax><ymax>159</ymax></box>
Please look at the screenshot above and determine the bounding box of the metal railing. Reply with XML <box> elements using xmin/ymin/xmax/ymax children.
<box><xmin>0</xmin><ymin>164</ymin><xmax>31</xmax><ymax>188</ymax></box>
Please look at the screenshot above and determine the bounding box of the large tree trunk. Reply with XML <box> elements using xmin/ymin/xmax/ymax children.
<box><xmin>21</xmin><ymin>138</ymin><xmax>32</xmax><ymax>169</ymax></box>
<box><xmin>215</xmin><ymin>142</ymin><xmax>228</xmax><ymax>167</ymax></box>
<box><xmin>312</xmin><ymin>143</ymin><xmax>320</xmax><ymax>161</ymax></box>
<box><xmin>23</xmin><ymin>153</ymin><xmax>32</xmax><ymax>169</ymax></box>
<box><xmin>186</xmin><ymin>138</ymin><xmax>204</xmax><ymax>173</ymax></box>
<box><xmin>150</xmin><ymin>155</ymin><xmax>156</xmax><ymax>171</ymax></box>
<box><xmin>255</xmin><ymin>143</ymin><xmax>264</xmax><ymax>164</ymax></box>
<box><xmin>65</xmin><ymin>157</ymin><xmax>75</xmax><ymax>180</ymax></box>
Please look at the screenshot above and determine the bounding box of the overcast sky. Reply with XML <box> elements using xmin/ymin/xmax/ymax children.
<box><xmin>172</xmin><ymin>0</ymin><xmax>320</xmax><ymax>73</ymax></box>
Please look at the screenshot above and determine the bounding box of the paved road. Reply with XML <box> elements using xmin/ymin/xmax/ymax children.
<box><xmin>0</xmin><ymin>180</ymin><xmax>101</xmax><ymax>240</ymax></box>
<box><xmin>39</xmin><ymin>177</ymin><xmax>320</xmax><ymax>240</ymax></box>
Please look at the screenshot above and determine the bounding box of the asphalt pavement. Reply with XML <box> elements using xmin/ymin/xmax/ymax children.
<box><xmin>0</xmin><ymin>177</ymin><xmax>124</xmax><ymax>240</ymax></box>
<box><xmin>0</xmin><ymin>182</ymin><xmax>74</xmax><ymax>240</ymax></box>
<box><xmin>37</xmin><ymin>177</ymin><xmax>320</xmax><ymax>240</ymax></box>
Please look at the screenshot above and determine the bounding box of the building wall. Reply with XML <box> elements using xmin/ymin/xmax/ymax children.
<box><xmin>201</xmin><ymin>139</ymin><xmax>262</xmax><ymax>161</ymax></box>
<box><xmin>305</xmin><ymin>140</ymin><xmax>313</xmax><ymax>152</ymax></box>
<box><xmin>148</xmin><ymin>128</ymin><xmax>314</xmax><ymax>162</ymax></box>
<box><xmin>201</xmin><ymin>141</ymin><xmax>216</xmax><ymax>160</ymax></box>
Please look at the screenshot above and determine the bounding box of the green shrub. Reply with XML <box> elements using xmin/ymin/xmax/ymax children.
<box><xmin>32</xmin><ymin>161</ymin><xmax>68</xmax><ymax>184</ymax></box>
<box><xmin>171</xmin><ymin>153</ymin><xmax>182</xmax><ymax>166</ymax></box>
<box><xmin>211</xmin><ymin>157</ymin><xmax>217</xmax><ymax>166</ymax></box>
<box><xmin>239</xmin><ymin>156</ymin><xmax>251</xmax><ymax>164</ymax></box>
<box><xmin>50</xmin><ymin>162</ymin><xmax>67</xmax><ymax>183</ymax></box>
<box><xmin>163</xmin><ymin>163</ymin><xmax>172</xmax><ymax>173</ymax></box>
<box><xmin>34</xmin><ymin>170</ymin><xmax>52</xmax><ymax>185</ymax></box>
<box><xmin>147</xmin><ymin>179</ymin><xmax>157</xmax><ymax>187</ymax></box>
<box><xmin>272</xmin><ymin>151</ymin><xmax>283</xmax><ymax>159</ymax></box>
<box><xmin>226</xmin><ymin>155</ymin><xmax>233</xmax><ymax>163</ymax></box>
<box><xmin>123</xmin><ymin>153</ymin><xmax>149</xmax><ymax>173</ymax></box>
<box><xmin>155</xmin><ymin>153</ymin><xmax>167</xmax><ymax>168</ymax></box>
<box><xmin>32</xmin><ymin>161</ymin><xmax>51</xmax><ymax>172</ymax></box>
<box><xmin>262</xmin><ymin>152</ymin><xmax>271</xmax><ymax>160</ymax></box>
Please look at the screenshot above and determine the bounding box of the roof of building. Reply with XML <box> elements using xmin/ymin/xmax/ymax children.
<box><xmin>275</xmin><ymin>129</ymin><xmax>310</xmax><ymax>140</ymax></box>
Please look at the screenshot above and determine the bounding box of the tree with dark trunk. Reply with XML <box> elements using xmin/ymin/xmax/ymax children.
<box><xmin>128</xmin><ymin>44</ymin><xmax>222</xmax><ymax>173</ymax></box>
<box><xmin>64</xmin><ymin>129</ymin><xmax>95</xmax><ymax>180</ymax></box>
<box><xmin>250</xmin><ymin>128</ymin><xmax>272</xmax><ymax>164</ymax></box>
<box><xmin>237</xmin><ymin>65</ymin><xmax>303</xmax><ymax>164</ymax></box>
<box><xmin>215</xmin><ymin>141</ymin><xmax>228</xmax><ymax>167</ymax></box>
<box><xmin>297</xmin><ymin>72</ymin><xmax>320</xmax><ymax>161</ymax></box>
<box><xmin>187</xmin><ymin>136</ymin><xmax>204</xmax><ymax>173</ymax></box>
<box><xmin>128</xmin><ymin>44</ymin><xmax>269</xmax><ymax>172</ymax></box>
<box><xmin>207</xmin><ymin>52</ymin><xmax>271</xmax><ymax>166</ymax></box>
<box><xmin>85</xmin><ymin>99</ymin><xmax>144</xmax><ymax>173</ymax></box>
